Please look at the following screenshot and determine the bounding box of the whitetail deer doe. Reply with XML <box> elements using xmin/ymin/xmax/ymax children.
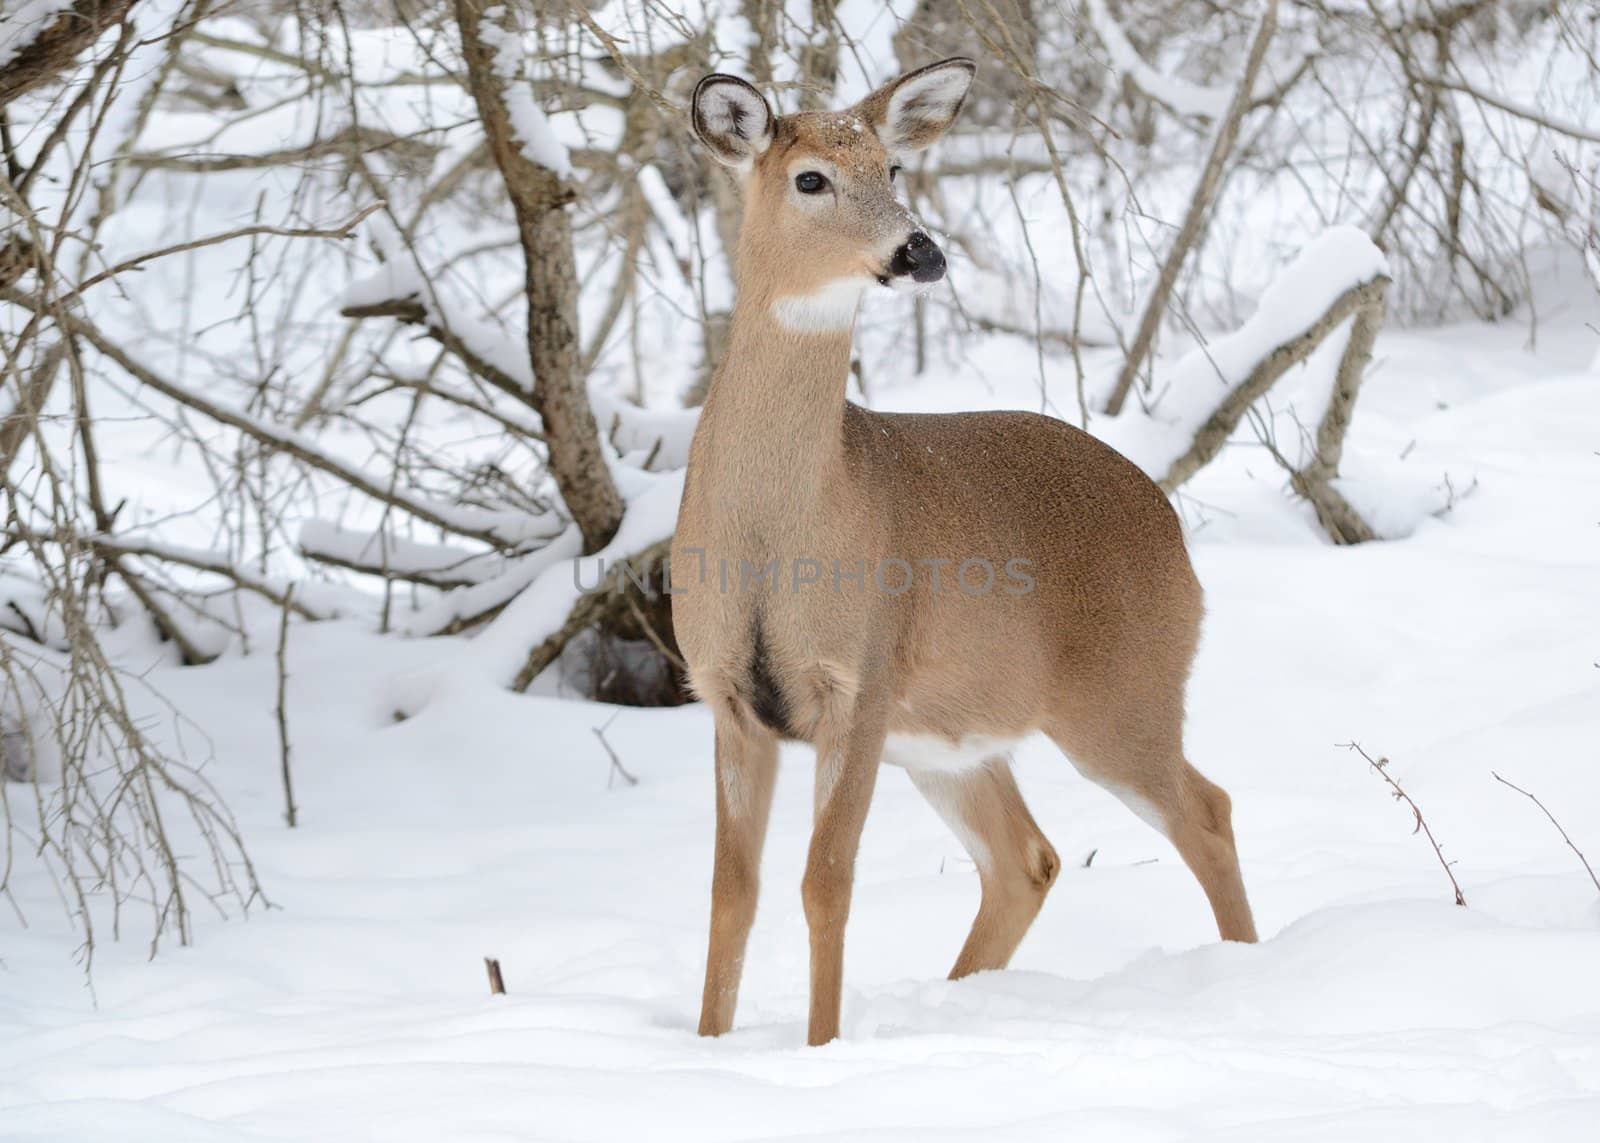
<box><xmin>673</xmin><ymin>58</ymin><xmax>1258</xmax><ymax>1046</ymax></box>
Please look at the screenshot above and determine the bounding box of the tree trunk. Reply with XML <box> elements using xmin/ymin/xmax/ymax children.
<box><xmin>455</xmin><ymin>0</ymin><xmax>624</xmax><ymax>553</ymax></box>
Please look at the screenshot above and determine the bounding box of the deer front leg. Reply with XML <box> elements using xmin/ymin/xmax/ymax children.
<box><xmin>699</xmin><ymin>719</ymin><xmax>779</xmax><ymax>1036</ymax></box>
<box><xmin>802</xmin><ymin>693</ymin><xmax>889</xmax><ymax>1046</ymax></box>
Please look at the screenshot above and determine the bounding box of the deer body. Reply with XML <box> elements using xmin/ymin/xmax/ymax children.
<box><xmin>675</xmin><ymin>61</ymin><xmax>1257</xmax><ymax>1047</ymax></box>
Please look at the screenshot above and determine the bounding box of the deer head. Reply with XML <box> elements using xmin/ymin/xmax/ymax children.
<box><xmin>691</xmin><ymin>59</ymin><xmax>976</xmax><ymax>330</ymax></box>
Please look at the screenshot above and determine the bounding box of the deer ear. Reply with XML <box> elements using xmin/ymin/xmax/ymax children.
<box><xmin>859</xmin><ymin>58</ymin><xmax>976</xmax><ymax>153</ymax></box>
<box><xmin>691</xmin><ymin>74</ymin><xmax>775</xmax><ymax>170</ymax></box>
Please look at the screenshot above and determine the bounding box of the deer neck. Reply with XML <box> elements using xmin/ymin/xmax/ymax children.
<box><xmin>698</xmin><ymin>277</ymin><xmax>863</xmax><ymax>509</ymax></box>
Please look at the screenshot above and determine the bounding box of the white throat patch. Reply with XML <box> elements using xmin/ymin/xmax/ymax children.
<box><xmin>772</xmin><ymin>278</ymin><xmax>868</xmax><ymax>333</ymax></box>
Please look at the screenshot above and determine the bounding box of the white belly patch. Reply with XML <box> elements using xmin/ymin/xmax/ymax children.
<box><xmin>881</xmin><ymin>733</ymin><xmax>1019</xmax><ymax>773</ymax></box>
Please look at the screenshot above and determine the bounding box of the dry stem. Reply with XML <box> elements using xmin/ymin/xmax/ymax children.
<box><xmin>1345</xmin><ymin>742</ymin><xmax>1466</xmax><ymax>907</ymax></box>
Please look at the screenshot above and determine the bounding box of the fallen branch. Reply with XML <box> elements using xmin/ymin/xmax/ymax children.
<box><xmin>1260</xmin><ymin>276</ymin><xmax>1389</xmax><ymax>544</ymax></box>
<box><xmin>297</xmin><ymin>519</ymin><xmax>510</xmax><ymax>590</ymax></box>
<box><xmin>88</xmin><ymin>533</ymin><xmax>321</xmax><ymax>618</ymax></box>
<box><xmin>1158</xmin><ymin>273</ymin><xmax>1389</xmax><ymax>499</ymax></box>
<box><xmin>400</xmin><ymin>525</ymin><xmax>583</xmax><ymax>638</ymax></box>
<box><xmin>114</xmin><ymin>558</ymin><xmax>217</xmax><ymax>665</ymax></box>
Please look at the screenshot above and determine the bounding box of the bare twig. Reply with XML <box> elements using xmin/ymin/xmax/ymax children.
<box><xmin>1493</xmin><ymin>772</ymin><xmax>1599</xmax><ymax>894</ymax></box>
<box><xmin>73</xmin><ymin>204</ymin><xmax>382</xmax><ymax>295</ymax></box>
<box><xmin>592</xmin><ymin>714</ymin><xmax>639</xmax><ymax>788</ymax></box>
<box><xmin>276</xmin><ymin>587</ymin><xmax>297</xmax><ymax>829</ymax></box>
<box><xmin>1345</xmin><ymin>742</ymin><xmax>1466</xmax><ymax>906</ymax></box>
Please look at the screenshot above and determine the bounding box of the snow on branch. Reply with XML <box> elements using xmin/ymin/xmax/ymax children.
<box><xmin>385</xmin><ymin>468</ymin><xmax>681</xmax><ymax>714</ymax></box>
<box><xmin>0</xmin><ymin>0</ymin><xmax>76</xmax><ymax>71</ymax></box>
<box><xmin>1086</xmin><ymin>0</ymin><xmax>1305</xmax><ymax>123</ymax></box>
<box><xmin>479</xmin><ymin>11</ymin><xmax>574</xmax><ymax>178</ymax></box>
<box><xmin>296</xmin><ymin>521</ymin><xmax>513</xmax><ymax>589</ymax></box>
<box><xmin>86</xmin><ymin>533</ymin><xmax>326</xmax><ymax>620</ymax></box>
<box><xmin>1085</xmin><ymin>0</ymin><xmax>1232</xmax><ymax>119</ymax></box>
<box><xmin>0</xmin><ymin>0</ymin><xmax>134</xmax><ymax>106</ymax></box>
<box><xmin>401</xmin><ymin>523</ymin><xmax>582</xmax><ymax>637</ymax></box>
<box><xmin>1110</xmin><ymin>226</ymin><xmax>1390</xmax><ymax>495</ymax></box>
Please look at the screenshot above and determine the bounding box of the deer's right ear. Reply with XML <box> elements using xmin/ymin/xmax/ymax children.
<box><xmin>691</xmin><ymin>74</ymin><xmax>774</xmax><ymax>170</ymax></box>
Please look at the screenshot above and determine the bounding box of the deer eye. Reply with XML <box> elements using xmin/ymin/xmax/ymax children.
<box><xmin>889</xmin><ymin>164</ymin><xmax>902</xmax><ymax>183</ymax></box>
<box><xmin>794</xmin><ymin>171</ymin><xmax>830</xmax><ymax>194</ymax></box>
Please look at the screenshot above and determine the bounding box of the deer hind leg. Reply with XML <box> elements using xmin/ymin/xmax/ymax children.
<box><xmin>910</xmin><ymin>759</ymin><xmax>1060</xmax><ymax>978</ymax></box>
<box><xmin>698</xmin><ymin>718</ymin><xmax>779</xmax><ymax>1037</ymax></box>
<box><xmin>1048</xmin><ymin>720</ymin><xmax>1257</xmax><ymax>944</ymax></box>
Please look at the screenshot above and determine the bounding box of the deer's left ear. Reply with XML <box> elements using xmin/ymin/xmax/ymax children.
<box><xmin>858</xmin><ymin>57</ymin><xmax>976</xmax><ymax>153</ymax></box>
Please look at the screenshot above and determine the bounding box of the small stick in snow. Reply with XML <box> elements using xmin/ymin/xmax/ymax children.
<box><xmin>1344</xmin><ymin>742</ymin><xmax>1465</xmax><ymax>906</ymax></box>
<box><xmin>1492</xmin><ymin>771</ymin><xmax>1600</xmax><ymax>894</ymax></box>
<box><xmin>485</xmin><ymin>957</ymin><xmax>506</xmax><ymax>995</ymax></box>
<box><xmin>276</xmin><ymin>587</ymin><xmax>298</xmax><ymax>828</ymax></box>
<box><xmin>592</xmin><ymin>715</ymin><xmax>638</xmax><ymax>788</ymax></box>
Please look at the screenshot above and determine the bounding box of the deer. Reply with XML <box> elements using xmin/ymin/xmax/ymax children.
<box><xmin>672</xmin><ymin>58</ymin><xmax>1258</xmax><ymax>1047</ymax></box>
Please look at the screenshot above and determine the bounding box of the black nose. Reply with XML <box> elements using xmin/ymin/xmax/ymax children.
<box><xmin>888</xmin><ymin>230</ymin><xmax>946</xmax><ymax>283</ymax></box>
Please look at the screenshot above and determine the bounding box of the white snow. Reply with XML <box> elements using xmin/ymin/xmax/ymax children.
<box><xmin>2</xmin><ymin>297</ymin><xmax>1598</xmax><ymax>1140</ymax></box>
<box><xmin>479</xmin><ymin>7</ymin><xmax>575</xmax><ymax>178</ymax></box>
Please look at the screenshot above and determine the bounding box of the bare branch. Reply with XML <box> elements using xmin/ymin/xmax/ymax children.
<box><xmin>1105</xmin><ymin>0</ymin><xmax>1280</xmax><ymax>415</ymax></box>
<box><xmin>1493</xmin><ymin>771</ymin><xmax>1600</xmax><ymax>894</ymax></box>
<box><xmin>73</xmin><ymin>203</ymin><xmax>382</xmax><ymax>295</ymax></box>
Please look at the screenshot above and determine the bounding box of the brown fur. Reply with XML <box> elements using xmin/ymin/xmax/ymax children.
<box><xmin>677</xmin><ymin>63</ymin><xmax>1257</xmax><ymax>1046</ymax></box>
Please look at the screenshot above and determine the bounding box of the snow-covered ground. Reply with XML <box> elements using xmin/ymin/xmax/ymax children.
<box><xmin>3</xmin><ymin>270</ymin><xmax>1599</xmax><ymax>1140</ymax></box>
